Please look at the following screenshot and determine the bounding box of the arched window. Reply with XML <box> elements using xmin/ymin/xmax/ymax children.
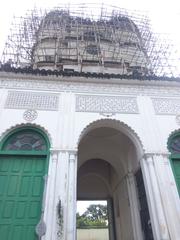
<box><xmin>2</xmin><ymin>130</ymin><xmax>47</xmax><ymax>151</ymax></box>
<box><xmin>0</xmin><ymin>128</ymin><xmax>49</xmax><ymax>154</ymax></box>
<box><xmin>168</xmin><ymin>132</ymin><xmax>180</xmax><ymax>196</ymax></box>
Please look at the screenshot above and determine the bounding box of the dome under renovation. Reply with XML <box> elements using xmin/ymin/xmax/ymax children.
<box><xmin>32</xmin><ymin>9</ymin><xmax>149</xmax><ymax>75</ymax></box>
<box><xmin>1</xmin><ymin>4</ymin><xmax>179</xmax><ymax>77</ymax></box>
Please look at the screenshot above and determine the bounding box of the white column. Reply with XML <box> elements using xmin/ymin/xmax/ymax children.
<box><xmin>66</xmin><ymin>151</ymin><xmax>77</xmax><ymax>240</ymax></box>
<box><xmin>140</xmin><ymin>154</ymin><xmax>170</xmax><ymax>240</ymax></box>
<box><xmin>44</xmin><ymin>150</ymin><xmax>71</xmax><ymax>240</ymax></box>
<box><xmin>57</xmin><ymin>150</ymin><xmax>69</xmax><ymax>240</ymax></box>
<box><xmin>43</xmin><ymin>150</ymin><xmax>59</xmax><ymax>240</ymax></box>
<box><xmin>153</xmin><ymin>154</ymin><xmax>180</xmax><ymax>240</ymax></box>
<box><xmin>126</xmin><ymin>172</ymin><xmax>143</xmax><ymax>240</ymax></box>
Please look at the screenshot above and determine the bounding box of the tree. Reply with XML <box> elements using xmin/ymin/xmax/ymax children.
<box><xmin>82</xmin><ymin>204</ymin><xmax>108</xmax><ymax>222</ymax></box>
<box><xmin>76</xmin><ymin>204</ymin><xmax>108</xmax><ymax>228</ymax></box>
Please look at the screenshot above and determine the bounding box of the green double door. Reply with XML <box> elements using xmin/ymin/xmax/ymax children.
<box><xmin>0</xmin><ymin>155</ymin><xmax>46</xmax><ymax>240</ymax></box>
<box><xmin>171</xmin><ymin>158</ymin><xmax>180</xmax><ymax>195</ymax></box>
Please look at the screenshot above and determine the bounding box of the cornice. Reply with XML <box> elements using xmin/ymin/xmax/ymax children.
<box><xmin>143</xmin><ymin>152</ymin><xmax>170</xmax><ymax>158</ymax></box>
<box><xmin>1</xmin><ymin>72</ymin><xmax>180</xmax><ymax>98</ymax></box>
<box><xmin>50</xmin><ymin>148</ymin><xmax>77</xmax><ymax>154</ymax></box>
<box><xmin>0</xmin><ymin>71</ymin><xmax>180</xmax><ymax>88</ymax></box>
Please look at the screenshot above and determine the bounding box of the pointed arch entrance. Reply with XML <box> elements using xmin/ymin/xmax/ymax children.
<box><xmin>0</xmin><ymin>126</ymin><xmax>50</xmax><ymax>240</ymax></box>
<box><xmin>77</xmin><ymin>119</ymin><xmax>153</xmax><ymax>240</ymax></box>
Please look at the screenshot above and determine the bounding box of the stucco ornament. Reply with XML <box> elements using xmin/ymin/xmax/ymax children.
<box><xmin>100</xmin><ymin>112</ymin><xmax>115</xmax><ymax>117</ymax></box>
<box><xmin>76</xmin><ymin>94</ymin><xmax>139</xmax><ymax>113</ymax></box>
<box><xmin>36</xmin><ymin>219</ymin><xmax>46</xmax><ymax>237</ymax></box>
<box><xmin>175</xmin><ymin>115</ymin><xmax>180</xmax><ymax>125</ymax></box>
<box><xmin>23</xmin><ymin>109</ymin><xmax>38</xmax><ymax>122</ymax></box>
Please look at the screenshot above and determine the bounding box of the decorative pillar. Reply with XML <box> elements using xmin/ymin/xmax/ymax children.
<box><xmin>66</xmin><ymin>150</ymin><xmax>77</xmax><ymax>240</ymax></box>
<box><xmin>43</xmin><ymin>149</ymin><xmax>78</xmax><ymax>240</ymax></box>
<box><xmin>153</xmin><ymin>154</ymin><xmax>180</xmax><ymax>240</ymax></box>
<box><xmin>126</xmin><ymin>172</ymin><xmax>143</xmax><ymax>240</ymax></box>
<box><xmin>43</xmin><ymin>149</ymin><xmax>59</xmax><ymax>240</ymax></box>
<box><xmin>57</xmin><ymin>150</ymin><xmax>69</xmax><ymax>240</ymax></box>
<box><xmin>140</xmin><ymin>154</ymin><xmax>170</xmax><ymax>240</ymax></box>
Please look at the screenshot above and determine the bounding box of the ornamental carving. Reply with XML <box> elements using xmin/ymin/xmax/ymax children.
<box><xmin>152</xmin><ymin>98</ymin><xmax>180</xmax><ymax>115</ymax></box>
<box><xmin>23</xmin><ymin>109</ymin><xmax>38</xmax><ymax>122</ymax></box>
<box><xmin>1</xmin><ymin>77</ymin><xmax>180</xmax><ymax>97</ymax></box>
<box><xmin>5</xmin><ymin>91</ymin><xmax>59</xmax><ymax>110</ymax></box>
<box><xmin>76</xmin><ymin>95</ymin><xmax>139</xmax><ymax>113</ymax></box>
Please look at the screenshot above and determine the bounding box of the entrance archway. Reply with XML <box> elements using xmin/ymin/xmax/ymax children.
<box><xmin>77</xmin><ymin>119</ymin><xmax>153</xmax><ymax>240</ymax></box>
<box><xmin>0</xmin><ymin>127</ymin><xmax>50</xmax><ymax>240</ymax></box>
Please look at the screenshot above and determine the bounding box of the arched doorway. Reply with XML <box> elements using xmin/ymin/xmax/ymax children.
<box><xmin>0</xmin><ymin>127</ymin><xmax>50</xmax><ymax>240</ymax></box>
<box><xmin>168</xmin><ymin>131</ymin><xmax>180</xmax><ymax>195</ymax></box>
<box><xmin>77</xmin><ymin>120</ymin><xmax>153</xmax><ymax>240</ymax></box>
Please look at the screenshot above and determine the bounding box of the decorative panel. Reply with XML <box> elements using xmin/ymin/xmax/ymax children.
<box><xmin>5</xmin><ymin>91</ymin><xmax>59</xmax><ymax>111</ymax></box>
<box><xmin>152</xmin><ymin>98</ymin><xmax>180</xmax><ymax>115</ymax></box>
<box><xmin>4</xmin><ymin>131</ymin><xmax>47</xmax><ymax>151</ymax></box>
<box><xmin>76</xmin><ymin>95</ymin><xmax>139</xmax><ymax>113</ymax></box>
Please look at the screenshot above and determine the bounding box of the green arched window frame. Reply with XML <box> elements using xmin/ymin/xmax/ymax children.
<box><xmin>168</xmin><ymin>132</ymin><xmax>180</xmax><ymax>196</ymax></box>
<box><xmin>0</xmin><ymin>127</ymin><xmax>50</xmax><ymax>173</ymax></box>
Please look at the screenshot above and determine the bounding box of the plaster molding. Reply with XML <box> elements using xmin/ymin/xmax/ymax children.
<box><xmin>152</xmin><ymin>98</ymin><xmax>180</xmax><ymax>115</ymax></box>
<box><xmin>145</xmin><ymin>156</ymin><xmax>154</xmax><ymax>165</ymax></box>
<box><xmin>76</xmin><ymin>94</ymin><xmax>138</xmax><ymax>113</ymax></box>
<box><xmin>5</xmin><ymin>90</ymin><xmax>59</xmax><ymax>111</ymax></box>
<box><xmin>144</xmin><ymin>152</ymin><xmax>170</xmax><ymax>158</ymax></box>
<box><xmin>23</xmin><ymin>109</ymin><xmax>38</xmax><ymax>122</ymax></box>
<box><xmin>1</xmin><ymin>71</ymin><xmax>180</xmax><ymax>88</ymax></box>
<box><xmin>1</xmin><ymin>75</ymin><xmax>180</xmax><ymax>97</ymax></box>
<box><xmin>50</xmin><ymin>149</ymin><xmax>59</xmax><ymax>161</ymax></box>
<box><xmin>69</xmin><ymin>151</ymin><xmax>77</xmax><ymax>159</ymax></box>
<box><xmin>50</xmin><ymin>149</ymin><xmax>77</xmax><ymax>154</ymax></box>
<box><xmin>100</xmin><ymin>112</ymin><xmax>115</xmax><ymax>117</ymax></box>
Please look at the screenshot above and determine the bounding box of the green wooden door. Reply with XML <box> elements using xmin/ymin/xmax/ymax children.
<box><xmin>168</xmin><ymin>133</ymin><xmax>180</xmax><ymax>196</ymax></box>
<box><xmin>171</xmin><ymin>159</ymin><xmax>180</xmax><ymax>195</ymax></box>
<box><xmin>0</xmin><ymin>155</ymin><xmax>46</xmax><ymax>240</ymax></box>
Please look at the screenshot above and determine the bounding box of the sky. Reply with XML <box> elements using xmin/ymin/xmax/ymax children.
<box><xmin>0</xmin><ymin>0</ymin><xmax>180</xmax><ymax>58</ymax></box>
<box><xmin>77</xmin><ymin>200</ymin><xmax>107</xmax><ymax>215</ymax></box>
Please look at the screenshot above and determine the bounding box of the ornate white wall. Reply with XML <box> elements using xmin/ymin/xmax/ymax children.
<box><xmin>0</xmin><ymin>72</ymin><xmax>180</xmax><ymax>240</ymax></box>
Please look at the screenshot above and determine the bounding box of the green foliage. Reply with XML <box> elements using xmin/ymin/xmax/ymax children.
<box><xmin>76</xmin><ymin>204</ymin><xmax>108</xmax><ymax>229</ymax></box>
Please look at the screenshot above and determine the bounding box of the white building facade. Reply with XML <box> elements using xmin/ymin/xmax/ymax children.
<box><xmin>0</xmin><ymin>6</ymin><xmax>180</xmax><ymax>240</ymax></box>
<box><xmin>0</xmin><ymin>72</ymin><xmax>180</xmax><ymax>240</ymax></box>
